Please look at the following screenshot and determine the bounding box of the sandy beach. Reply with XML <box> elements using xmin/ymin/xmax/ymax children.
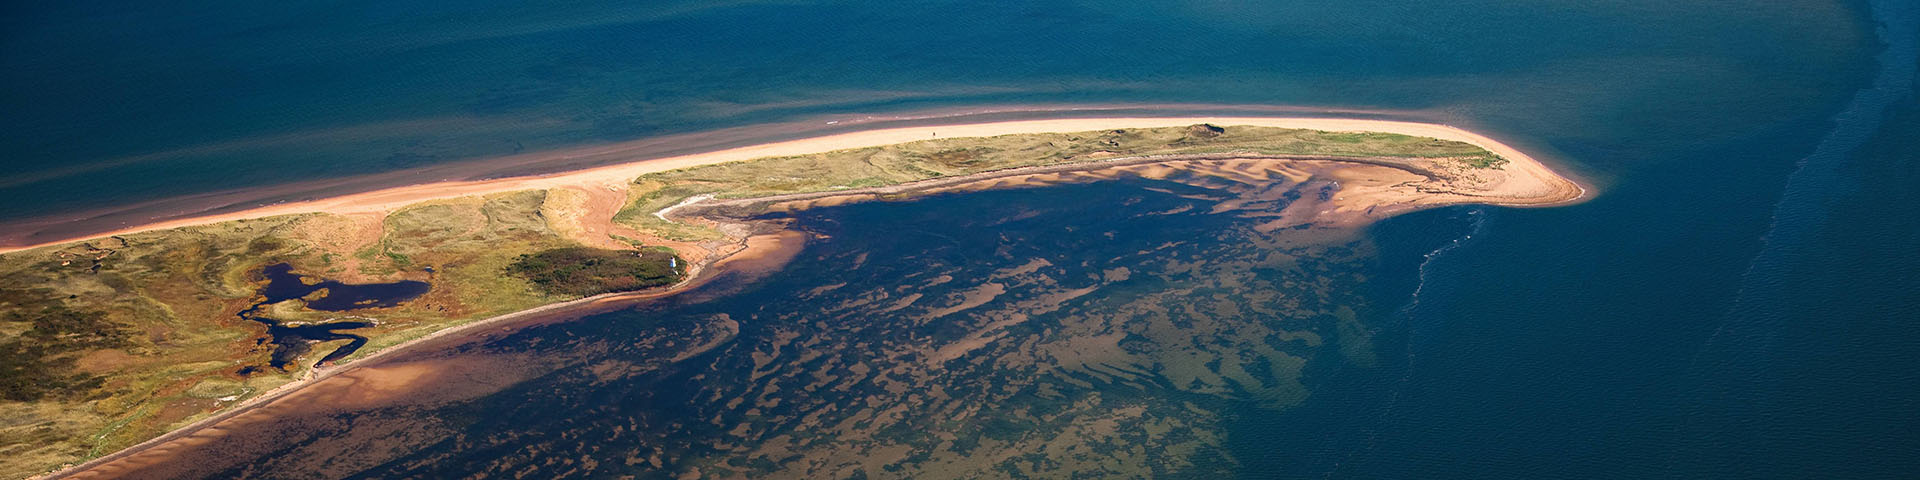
<box><xmin>0</xmin><ymin>117</ymin><xmax>1584</xmax><ymax>255</ymax></box>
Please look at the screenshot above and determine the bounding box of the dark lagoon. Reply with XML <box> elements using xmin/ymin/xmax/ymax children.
<box><xmin>10</xmin><ymin>0</ymin><xmax>1919</xmax><ymax>478</ymax></box>
<box><xmin>239</xmin><ymin>264</ymin><xmax>430</xmax><ymax>369</ymax></box>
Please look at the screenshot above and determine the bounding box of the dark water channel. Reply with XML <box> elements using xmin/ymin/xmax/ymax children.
<box><xmin>238</xmin><ymin>263</ymin><xmax>430</xmax><ymax>371</ymax></box>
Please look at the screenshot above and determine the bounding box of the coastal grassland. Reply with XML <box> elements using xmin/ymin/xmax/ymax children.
<box><xmin>0</xmin><ymin>215</ymin><xmax>322</xmax><ymax>476</ymax></box>
<box><xmin>0</xmin><ymin>190</ymin><xmax>672</xmax><ymax>478</ymax></box>
<box><xmin>613</xmin><ymin>125</ymin><xmax>1498</xmax><ymax>240</ymax></box>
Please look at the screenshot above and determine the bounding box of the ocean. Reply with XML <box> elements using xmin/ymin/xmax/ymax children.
<box><xmin>8</xmin><ymin>0</ymin><xmax>1917</xmax><ymax>477</ymax></box>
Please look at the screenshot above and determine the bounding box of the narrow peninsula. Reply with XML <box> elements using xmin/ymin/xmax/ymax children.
<box><xmin>0</xmin><ymin>118</ymin><xmax>1582</xmax><ymax>479</ymax></box>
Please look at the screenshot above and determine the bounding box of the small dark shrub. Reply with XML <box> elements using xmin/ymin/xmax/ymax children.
<box><xmin>506</xmin><ymin>247</ymin><xmax>684</xmax><ymax>296</ymax></box>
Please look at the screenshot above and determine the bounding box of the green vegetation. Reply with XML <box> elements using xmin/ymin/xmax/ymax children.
<box><xmin>0</xmin><ymin>302</ymin><xmax>127</xmax><ymax>401</ymax></box>
<box><xmin>1462</xmin><ymin>153</ymin><xmax>1510</xmax><ymax>168</ymax></box>
<box><xmin>507</xmin><ymin>247</ymin><xmax>682</xmax><ymax>296</ymax></box>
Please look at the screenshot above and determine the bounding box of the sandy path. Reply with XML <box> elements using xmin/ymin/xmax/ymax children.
<box><xmin>544</xmin><ymin>180</ymin><xmax>639</xmax><ymax>250</ymax></box>
<box><xmin>0</xmin><ymin>117</ymin><xmax>1584</xmax><ymax>255</ymax></box>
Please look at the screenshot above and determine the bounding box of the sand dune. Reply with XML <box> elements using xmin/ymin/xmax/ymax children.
<box><xmin>0</xmin><ymin>117</ymin><xmax>1584</xmax><ymax>254</ymax></box>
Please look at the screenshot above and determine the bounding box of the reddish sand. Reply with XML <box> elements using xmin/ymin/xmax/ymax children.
<box><xmin>0</xmin><ymin>117</ymin><xmax>1583</xmax><ymax>255</ymax></box>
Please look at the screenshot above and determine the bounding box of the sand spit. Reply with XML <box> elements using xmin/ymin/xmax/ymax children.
<box><xmin>31</xmin><ymin>117</ymin><xmax>1581</xmax><ymax>479</ymax></box>
<box><xmin>683</xmin><ymin>151</ymin><xmax>1577</xmax><ymax>229</ymax></box>
<box><xmin>0</xmin><ymin>117</ymin><xmax>1583</xmax><ymax>255</ymax></box>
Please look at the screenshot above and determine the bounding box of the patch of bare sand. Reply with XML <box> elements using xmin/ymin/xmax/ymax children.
<box><xmin>284</xmin><ymin>212</ymin><xmax>385</xmax><ymax>280</ymax></box>
<box><xmin>541</xmin><ymin>181</ymin><xmax>639</xmax><ymax>250</ymax></box>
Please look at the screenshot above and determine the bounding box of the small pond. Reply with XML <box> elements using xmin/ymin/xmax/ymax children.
<box><xmin>238</xmin><ymin>263</ymin><xmax>430</xmax><ymax>371</ymax></box>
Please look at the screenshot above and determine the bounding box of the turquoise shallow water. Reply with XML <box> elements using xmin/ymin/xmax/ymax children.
<box><xmin>10</xmin><ymin>0</ymin><xmax>1920</xmax><ymax>478</ymax></box>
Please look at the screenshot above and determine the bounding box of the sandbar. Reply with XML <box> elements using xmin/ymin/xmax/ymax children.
<box><xmin>0</xmin><ymin>117</ymin><xmax>1583</xmax><ymax>255</ymax></box>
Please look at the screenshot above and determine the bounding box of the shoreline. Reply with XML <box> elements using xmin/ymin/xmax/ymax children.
<box><xmin>0</xmin><ymin>104</ymin><xmax>1433</xmax><ymax>248</ymax></box>
<box><xmin>30</xmin><ymin>116</ymin><xmax>1584</xmax><ymax>479</ymax></box>
<box><xmin>0</xmin><ymin>116</ymin><xmax>1586</xmax><ymax>255</ymax></box>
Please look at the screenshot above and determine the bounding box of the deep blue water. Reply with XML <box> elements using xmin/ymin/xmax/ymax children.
<box><xmin>253</xmin><ymin>263</ymin><xmax>429</xmax><ymax>311</ymax></box>
<box><xmin>11</xmin><ymin>0</ymin><xmax>1920</xmax><ymax>477</ymax></box>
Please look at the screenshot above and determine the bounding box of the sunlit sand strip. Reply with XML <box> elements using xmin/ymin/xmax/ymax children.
<box><xmin>0</xmin><ymin>117</ymin><xmax>1583</xmax><ymax>254</ymax></box>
